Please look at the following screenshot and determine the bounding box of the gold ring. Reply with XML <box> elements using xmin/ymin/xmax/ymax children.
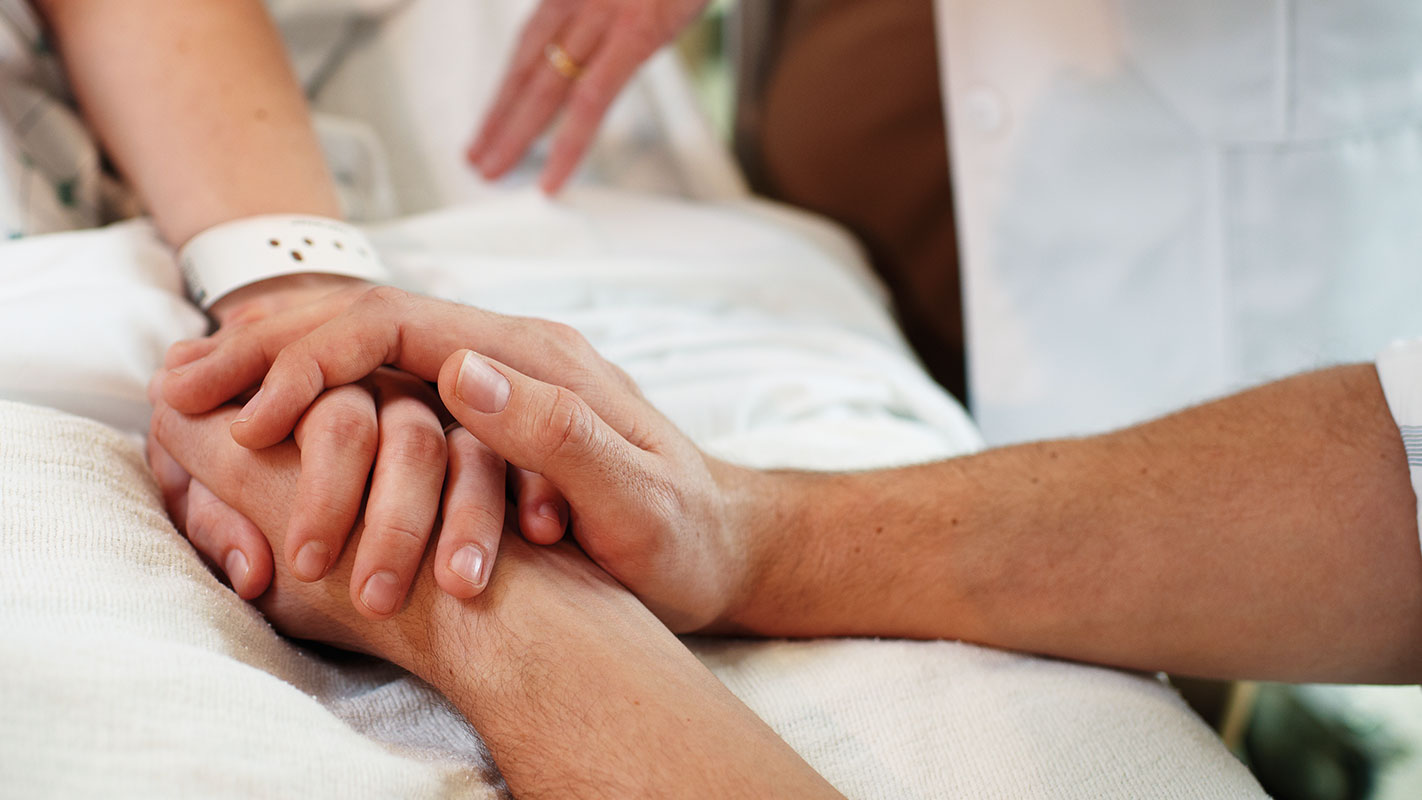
<box><xmin>544</xmin><ymin>43</ymin><xmax>583</xmax><ymax>80</ymax></box>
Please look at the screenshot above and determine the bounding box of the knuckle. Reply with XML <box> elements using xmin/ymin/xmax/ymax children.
<box><xmin>361</xmin><ymin>285</ymin><xmax>408</xmax><ymax>309</ymax></box>
<box><xmin>270</xmin><ymin>347</ymin><xmax>327</xmax><ymax>401</ymax></box>
<box><xmin>352</xmin><ymin>330</ymin><xmax>392</xmax><ymax>373</ymax></box>
<box><xmin>607</xmin><ymin>363</ymin><xmax>643</xmax><ymax>395</ymax></box>
<box><xmin>311</xmin><ymin>405</ymin><xmax>378</xmax><ymax>454</ymax></box>
<box><xmin>383</xmin><ymin>422</ymin><xmax>448</xmax><ymax>470</ymax></box>
<box><xmin>451</xmin><ymin>434</ymin><xmax>505</xmax><ymax>477</ymax></box>
<box><xmin>298</xmin><ymin>489</ymin><xmax>358</xmax><ymax>528</ymax></box>
<box><xmin>537</xmin><ymin>387</ymin><xmax>597</xmax><ymax>465</ymax></box>
<box><xmin>368</xmin><ymin>514</ymin><xmax>432</xmax><ymax>547</ymax></box>
<box><xmin>541</xmin><ymin>321</ymin><xmax>591</xmax><ymax>358</ymax></box>
<box><xmin>444</xmin><ymin>502</ymin><xmax>503</xmax><ymax>536</ymax></box>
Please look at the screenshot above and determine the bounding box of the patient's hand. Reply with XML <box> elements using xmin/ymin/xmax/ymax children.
<box><xmin>158</xmin><ymin>288</ymin><xmax>765</xmax><ymax>632</ymax></box>
<box><xmin>164</xmin><ymin>286</ymin><xmax>570</xmax><ymax>612</ymax></box>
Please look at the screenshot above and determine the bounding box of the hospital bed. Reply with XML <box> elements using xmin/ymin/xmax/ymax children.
<box><xmin>0</xmin><ymin>1</ymin><xmax>1266</xmax><ymax>796</ymax></box>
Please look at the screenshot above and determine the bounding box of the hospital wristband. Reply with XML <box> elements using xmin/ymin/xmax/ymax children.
<box><xmin>177</xmin><ymin>215</ymin><xmax>391</xmax><ymax>310</ymax></box>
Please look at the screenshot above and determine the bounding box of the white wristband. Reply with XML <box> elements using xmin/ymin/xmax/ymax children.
<box><xmin>177</xmin><ymin>215</ymin><xmax>392</xmax><ymax>309</ymax></box>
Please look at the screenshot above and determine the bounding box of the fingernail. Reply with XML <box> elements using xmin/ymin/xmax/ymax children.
<box><xmin>293</xmin><ymin>540</ymin><xmax>330</xmax><ymax>581</ymax></box>
<box><xmin>449</xmin><ymin>545</ymin><xmax>487</xmax><ymax>588</ymax></box>
<box><xmin>360</xmin><ymin>570</ymin><xmax>402</xmax><ymax>615</ymax></box>
<box><xmin>168</xmin><ymin>364</ymin><xmax>188</xmax><ymax>378</ymax></box>
<box><xmin>456</xmin><ymin>352</ymin><xmax>510</xmax><ymax>413</ymax></box>
<box><xmin>234</xmin><ymin>387</ymin><xmax>264</xmax><ymax>424</ymax></box>
<box><xmin>224</xmin><ymin>549</ymin><xmax>250</xmax><ymax>587</ymax></box>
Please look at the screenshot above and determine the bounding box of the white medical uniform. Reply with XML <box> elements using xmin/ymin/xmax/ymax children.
<box><xmin>934</xmin><ymin>0</ymin><xmax>1422</xmax><ymax>445</ymax></box>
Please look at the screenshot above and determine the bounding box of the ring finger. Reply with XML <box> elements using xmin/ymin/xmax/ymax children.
<box><xmin>474</xmin><ymin>7</ymin><xmax>613</xmax><ymax>179</ymax></box>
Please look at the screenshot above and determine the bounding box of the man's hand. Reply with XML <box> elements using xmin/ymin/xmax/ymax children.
<box><xmin>161</xmin><ymin>287</ymin><xmax>762</xmax><ymax>632</ymax></box>
<box><xmin>149</xmin><ymin>378</ymin><xmax>842</xmax><ymax>800</ymax></box>
<box><xmin>467</xmin><ymin>0</ymin><xmax>712</xmax><ymax>193</ymax></box>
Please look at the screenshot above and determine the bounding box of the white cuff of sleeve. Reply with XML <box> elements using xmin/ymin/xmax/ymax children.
<box><xmin>177</xmin><ymin>215</ymin><xmax>392</xmax><ymax>310</ymax></box>
<box><xmin>1375</xmin><ymin>337</ymin><xmax>1422</xmax><ymax>556</ymax></box>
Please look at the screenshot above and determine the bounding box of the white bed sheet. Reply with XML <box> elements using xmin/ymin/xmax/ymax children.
<box><xmin>0</xmin><ymin>188</ymin><xmax>1265</xmax><ymax>798</ymax></box>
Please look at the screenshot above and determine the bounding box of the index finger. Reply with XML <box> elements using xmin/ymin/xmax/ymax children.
<box><xmin>226</xmin><ymin>288</ymin><xmax>630</xmax><ymax>450</ymax></box>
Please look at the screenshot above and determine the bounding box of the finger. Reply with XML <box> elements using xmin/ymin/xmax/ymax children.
<box><xmin>286</xmin><ymin>385</ymin><xmax>379</xmax><ymax>582</ymax></box>
<box><xmin>437</xmin><ymin>349</ymin><xmax>652</xmax><ymax>514</ymax></box>
<box><xmin>147</xmin><ymin>430</ymin><xmax>193</xmax><ymax>528</ymax></box>
<box><xmin>185</xmin><ymin>478</ymin><xmax>275</xmax><ymax>600</ymax></box>
<box><xmin>228</xmin><ymin>289</ymin><xmax>648</xmax><ymax>450</ymax></box>
<box><xmin>349</xmin><ymin>380</ymin><xmax>448</xmax><ymax>619</ymax></box>
<box><xmin>468</xmin><ymin>0</ymin><xmax>581</xmax><ymax>167</ymax></box>
<box><xmin>434</xmin><ymin>427</ymin><xmax>506</xmax><ymax>599</ymax></box>
<box><xmin>475</xmin><ymin>10</ymin><xmax>611</xmax><ymax>179</ymax></box>
<box><xmin>512</xmin><ymin>467</ymin><xmax>568</xmax><ymax>545</ymax></box>
<box><xmin>539</xmin><ymin>30</ymin><xmax>651</xmax><ymax>193</ymax></box>
<box><xmin>165</xmin><ymin>337</ymin><xmax>220</xmax><ymax>369</ymax></box>
<box><xmin>162</xmin><ymin>300</ymin><xmax>343</xmax><ymax>415</ymax></box>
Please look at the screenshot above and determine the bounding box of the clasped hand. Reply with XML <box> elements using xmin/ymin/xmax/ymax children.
<box><xmin>150</xmin><ymin>285</ymin><xmax>762</xmax><ymax>635</ymax></box>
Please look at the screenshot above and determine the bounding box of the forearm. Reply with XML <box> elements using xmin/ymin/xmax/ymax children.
<box><xmin>393</xmin><ymin>551</ymin><xmax>840</xmax><ymax>799</ymax></box>
<box><xmin>40</xmin><ymin>0</ymin><xmax>339</xmax><ymax>247</ymax></box>
<box><xmin>728</xmin><ymin>364</ymin><xmax>1422</xmax><ymax>683</ymax></box>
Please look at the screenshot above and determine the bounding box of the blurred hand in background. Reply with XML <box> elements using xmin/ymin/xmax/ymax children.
<box><xmin>467</xmin><ymin>0</ymin><xmax>711</xmax><ymax>193</ymax></box>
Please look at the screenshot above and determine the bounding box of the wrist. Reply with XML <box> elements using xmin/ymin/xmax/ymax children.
<box><xmin>703</xmin><ymin>460</ymin><xmax>797</xmax><ymax>634</ymax></box>
<box><xmin>391</xmin><ymin>540</ymin><xmax>659</xmax><ymax>701</ymax></box>
<box><xmin>210</xmin><ymin>274</ymin><xmax>371</xmax><ymax>327</ymax></box>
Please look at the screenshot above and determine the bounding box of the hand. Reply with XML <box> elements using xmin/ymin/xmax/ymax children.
<box><xmin>145</xmin><ymin>377</ymin><xmax>645</xmax><ymax>673</ymax></box>
<box><xmin>161</xmin><ymin>287</ymin><xmax>762</xmax><ymax>632</ymax></box>
<box><xmin>150</xmin><ymin>368</ymin><xmax>509</xmax><ymax>619</ymax></box>
<box><xmin>165</xmin><ymin>286</ymin><xmax>570</xmax><ymax>600</ymax></box>
<box><xmin>467</xmin><ymin>0</ymin><xmax>711</xmax><ymax>193</ymax></box>
<box><xmin>166</xmin><ymin>278</ymin><xmax>527</xmax><ymax>617</ymax></box>
<box><xmin>150</xmin><ymin>385</ymin><xmax>839</xmax><ymax>800</ymax></box>
<box><xmin>157</xmin><ymin>275</ymin><xmax>371</xmax><ymax>601</ymax></box>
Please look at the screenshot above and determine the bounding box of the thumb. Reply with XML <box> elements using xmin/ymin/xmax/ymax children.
<box><xmin>437</xmin><ymin>350</ymin><xmax>648</xmax><ymax>509</ymax></box>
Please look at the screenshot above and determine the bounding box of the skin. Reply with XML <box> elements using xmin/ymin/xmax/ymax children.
<box><xmin>148</xmin><ymin>382</ymin><xmax>843</xmax><ymax>799</ymax></box>
<box><xmin>39</xmin><ymin>0</ymin><xmax>567</xmax><ymax>612</ymax></box>
<box><xmin>467</xmin><ymin>0</ymin><xmax>711</xmax><ymax>193</ymax></box>
<box><xmin>165</xmin><ymin>287</ymin><xmax>1422</xmax><ymax>684</ymax></box>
